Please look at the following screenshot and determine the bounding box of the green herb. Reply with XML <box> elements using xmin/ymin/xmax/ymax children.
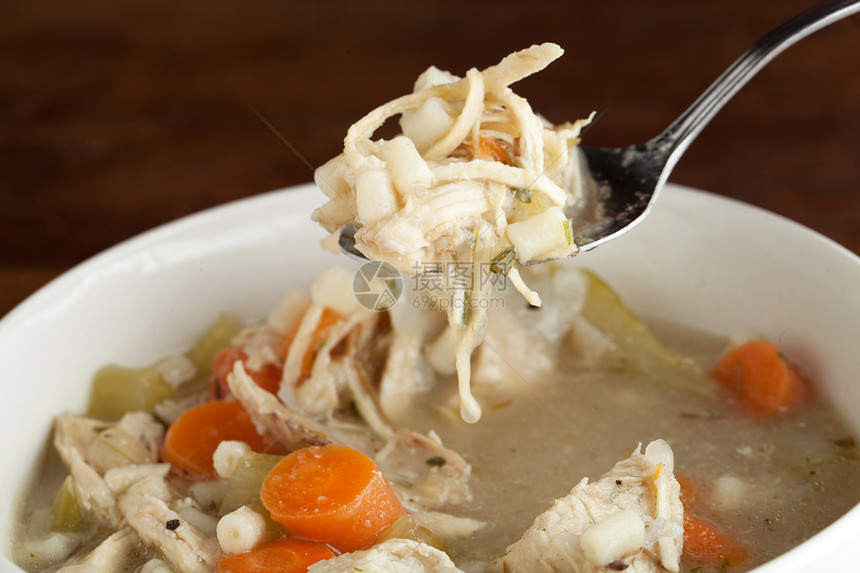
<box><xmin>385</xmin><ymin>277</ymin><xmax>403</xmax><ymax>302</ymax></box>
<box><xmin>563</xmin><ymin>219</ymin><xmax>574</xmax><ymax>245</ymax></box>
<box><xmin>426</xmin><ymin>455</ymin><xmax>447</xmax><ymax>467</ymax></box>
<box><xmin>490</xmin><ymin>246</ymin><xmax>518</xmax><ymax>276</ymax></box>
<box><xmin>513</xmin><ymin>187</ymin><xmax>532</xmax><ymax>203</ymax></box>
<box><xmin>461</xmin><ymin>296</ymin><xmax>472</xmax><ymax>326</ymax></box>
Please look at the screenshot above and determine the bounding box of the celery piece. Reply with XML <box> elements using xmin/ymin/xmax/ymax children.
<box><xmin>51</xmin><ymin>476</ymin><xmax>83</xmax><ymax>532</ymax></box>
<box><xmin>375</xmin><ymin>515</ymin><xmax>444</xmax><ymax>550</ymax></box>
<box><xmin>187</xmin><ymin>314</ymin><xmax>244</xmax><ymax>373</ymax></box>
<box><xmin>87</xmin><ymin>364</ymin><xmax>174</xmax><ymax>421</ymax></box>
<box><xmin>220</xmin><ymin>451</ymin><xmax>283</xmax><ymax>515</ymax></box>
<box><xmin>579</xmin><ymin>270</ymin><xmax>706</xmax><ymax>391</ymax></box>
<box><xmin>179</xmin><ymin>314</ymin><xmax>244</xmax><ymax>394</ymax></box>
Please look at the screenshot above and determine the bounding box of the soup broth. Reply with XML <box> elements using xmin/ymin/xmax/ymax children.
<box><xmin>386</xmin><ymin>317</ymin><xmax>860</xmax><ymax>571</ymax></box>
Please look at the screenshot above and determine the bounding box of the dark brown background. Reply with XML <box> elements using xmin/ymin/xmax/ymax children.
<box><xmin>2</xmin><ymin>0</ymin><xmax>859</xmax><ymax>318</ymax></box>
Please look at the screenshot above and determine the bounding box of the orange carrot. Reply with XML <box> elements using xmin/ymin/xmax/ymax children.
<box><xmin>260</xmin><ymin>444</ymin><xmax>406</xmax><ymax>553</ymax></box>
<box><xmin>477</xmin><ymin>136</ymin><xmax>512</xmax><ymax>164</ymax></box>
<box><xmin>711</xmin><ymin>340</ymin><xmax>809</xmax><ymax>416</ymax></box>
<box><xmin>211</xmin><ymin>348</ymin><xmax>283</xmax><ymax>399</ymax></box>
<box><xmin>280</xmin><ymin>308</ymin><xmax>344</xmax><ymax>379</ymax></box>
<box><xmin>163</xmin><ymin>400</ymin><xmax>280</xmax><ymax>480</ymax></box>
<box><xmin>216</xmin><ymin>537</ymin><xmax>336</xmax><ymax>573</ymax></box>
<box><xmin>683</xmin><ymin>513</ymin><xmax>748</xmax><ymax>567</ymax></box>
<box><xmin>676</xmin><ymin>474</ymin><xmax>699</xmax><ymax>509</ymax></box>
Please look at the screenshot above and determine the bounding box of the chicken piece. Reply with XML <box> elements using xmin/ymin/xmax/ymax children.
<box><xmin>493</xmin><ymin>440</ymin><xmax>684</xmax><ymax>573</ymax></box>
<box><xmin>228</xmin><ymin>361</ymin><xmax>331</xmax><ymax>450</ymax></box>
<box><xmin>53</xmin><ymin>417</ymin><xmax>120</xmax><ymax>527</ymax></box>
<box><xmin>471</xmin><ymin>303</ymin><xmax>554</xmax><ymax>396</ymax></box>
<box><xmin>53</xmin><ymin>414</ymin><xmax>106</xmax><ymax>464</ymax></box>
<box><xmin>307</xmin><ymin>538</ymin><xmax>464</xmax><ymax>573</ymax></box>
<box><xmin>376</xmin><ymin>429</ymin><xmax>472</xmax><ymax>511</ymax></box>
<box><xmin>54</xmin><ymin>411</ymin><xmax>163</xmax><ymax>473</ymax></box>
<box><xmin>411</xmin><ymin>510</ymin><xmax>486</xmax><ymax>541</ymax></box>
<box><xmin>227</xmin><ymin>361</ymin><xmax>379</xmax><ymax>454</ymax></box>
<box><xmin>53</xmin><ymin>412</ymin><xmax>166</xmax><ymax>528</ymax></box>
<box><xmin>56</xmin><ymin>527</ymin><xmax>140</xmax><ymax>573</ymax></box>
<box><xmin>114</xmin><ymin>411</ymin><xmax>165</xmax><ymax>461</ymax></box>
<box><xmin>119</xmin><ymin>492</ymin><xmax>220</xmax><ymax>573</ymax></box>
<box><xmin>232</xmin><ymin>324</ymin><xmax>284</xmax><ymax>372</ymax></box>
<box><xmin>103</xmin><ymin>463</ymin><xmax>171</xmax><ymax>497</ymax></box>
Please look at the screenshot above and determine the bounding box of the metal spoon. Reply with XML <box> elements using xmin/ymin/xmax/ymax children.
<box><xmin>340</xmin><ymin>0</ymin><xmax>860</xmax><ymax>262</ymax></box>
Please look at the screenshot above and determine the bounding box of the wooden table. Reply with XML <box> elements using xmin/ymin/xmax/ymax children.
<box><xmin>2</xmin><ymin>0</ymin><xmax>859</xmax><ymax>318</ymax></box>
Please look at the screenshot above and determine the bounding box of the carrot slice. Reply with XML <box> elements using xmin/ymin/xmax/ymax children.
<box><xmin>683</xmin><ymin>513</ymin><xmax>748</xmax><ymax>567</ymax></box>
<box><xmin>216</xmin><ymin>537</ymin><xmax>335</xmax><ymax>573</ymax></box>
<box><xmin>675</xmin><ymin>474</ymin><xmax>699</xmax><ymax>509</ymax></box>
<box><xmin>477</xmin><ymin>136</ymin><xmax>512</xmax><ymax>164</ymax></box>
<box><xmin>711</xmin><ymin>340</ymin><xmax>808</xmax><ymax>415</ymax></box>
<box><xmin>211</xmin><ymin>348</ymin><xmax>283</xmax><ymax>399</ymax></box>
<box><xmin>163</xmin><ymin>400</ymin><xmax>280</xmax><ymax>480</ymax></box>
<box><xmin>260</xmin><ymin>444</ymin><xmax>406</xmax><ymax>553</ymax></box>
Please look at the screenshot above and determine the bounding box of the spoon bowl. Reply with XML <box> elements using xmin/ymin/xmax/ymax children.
<box><xmin>341</xmin><ymin>0</ymin><xmax>860</xmax><ymax>263</ymax></box>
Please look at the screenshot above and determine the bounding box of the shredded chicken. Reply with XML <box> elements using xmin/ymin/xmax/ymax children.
<box><xmin>375</xmin><ymin>429</ymin><xmax>472</xmax><ymax>512</ymax></box>
<box><xmin>227</xmin><ymin>361</ymin><xmax>333</xmax><ymax>450</ymax></box>
<box><xmin>493</xmin><ymin>440</ymin><xmax>684</xmax><ymax>573</ymax></box>
<box><xmin>55</xmin><ymin>527</ymin><xmax>140</xmax><ymax>573</ymax></box>
<box><xmin>119</xmin><ymin>493</ymin><xmax>220</xmax><ymax>573</ymax></box>
<box><xmin>307</xmin><ymin>538</ymin><xmax>465</xmax><ymax>573</ymax></box>
<box><xmin>313</xmin><ymin>43</ymin><xmax>593</xmax><ymax>423</ymax></box>
<box><xmin>53</xmin><ymin>413</ymin><xmax>165</xmax><ymax>528</ymax></box>
<box><xmin>52</xmin><ymin>411</ymin><xmax>223</xmax><ymax>572</ymax></box>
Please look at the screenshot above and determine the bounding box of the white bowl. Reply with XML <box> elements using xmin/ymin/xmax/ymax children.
<box><xmin>2</xmin><ymin>183</ymin><xmax>860</xmax><ymax>571</ymax></box>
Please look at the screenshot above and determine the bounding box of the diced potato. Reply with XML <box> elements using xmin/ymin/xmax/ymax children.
<box><xmin>712</xmin><ymin>475</ymin><xmax>749</xmax><ymax>511</ymax></box>
<box><xmin>505</xmin><ymin>206</ymin><xmax>571</xmax><ymax>263</ymax></box>
<box><xmin>400</xmin><ymin>97</ymin><xmax>456</xmax><ymax>153</ymax></box>
<box><xmin>51</xmin><ymin>476</ymin><xmax>83</xmax><ymax>532</ymax></box>
<box><xmin>377</xmin><ymin>136</ymin><xmax>432</xmax><ymax>194</ymax></box>
<box><xmin>314</xmin><ymin>155</ymin><xmax>351</xmax><ymax>200</ymax></box>
<box><xmin>580</xmin><ymin>510</ymin><xmax>645</xmax><ymax>566</ymax></box>
<box><xmin>355</xmin><ymin>168</ymin><xmax>399</xmax><ymax>226</ymax></box>
<box><xmin>87</xmin><ymin>364</ymin><xmax>173</xmax><ymax>421</ymax></box>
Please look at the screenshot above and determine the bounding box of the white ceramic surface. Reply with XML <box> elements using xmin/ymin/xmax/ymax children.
<box><xmin>2</xmin><ymin>183</ymin><xmax>860</xmax><ymax>571</ymax></box>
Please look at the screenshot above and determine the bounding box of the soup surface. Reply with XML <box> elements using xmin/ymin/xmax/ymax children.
<box><xmin>9</xmin><ymin>264</ymin><xmax>860</xmax><ymax>573</ymax></box>
<box><xmin>390</xmin><ymin>317</ymin><xmax>860</xmax><ymax>571</ymax></box>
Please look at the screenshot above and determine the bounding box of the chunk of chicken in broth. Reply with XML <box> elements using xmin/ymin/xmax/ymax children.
<box><xmin>494</xmin><ymin>440</ymin><xmax>684</xmax><ymax>573</ymax></box>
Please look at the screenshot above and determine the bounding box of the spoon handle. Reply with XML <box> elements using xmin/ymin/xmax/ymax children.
<box><xmin>653</xmin><ymin>0</ymin><xmax>860</xmax><ymax>172</ymax></box>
